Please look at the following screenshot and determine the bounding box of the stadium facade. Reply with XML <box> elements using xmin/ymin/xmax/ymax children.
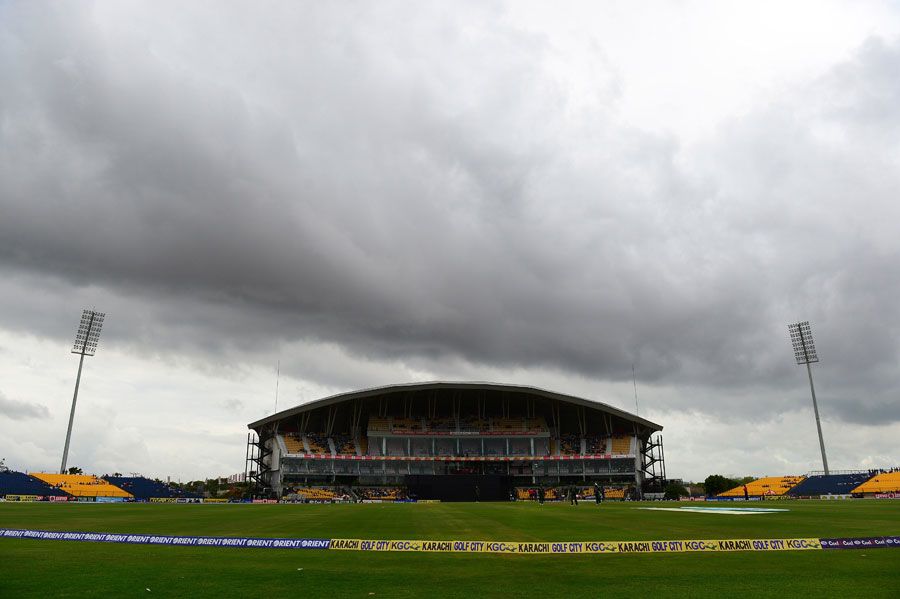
<box><xmin>246</xmin><ymin>382</ymin><xmax>665</xmax><ymax>501</ymax></box>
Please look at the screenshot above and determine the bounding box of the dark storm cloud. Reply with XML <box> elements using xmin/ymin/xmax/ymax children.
<box><xmin>1</xmin><ymin>3</ymin><xmax>899</xmax><ymax>425</ymax></box>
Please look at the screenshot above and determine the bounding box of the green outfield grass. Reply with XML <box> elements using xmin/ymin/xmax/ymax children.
<box><xmin>1</xmin><ymin>500</ymin><xmax>898</xmax><ymax>598</ymax></box>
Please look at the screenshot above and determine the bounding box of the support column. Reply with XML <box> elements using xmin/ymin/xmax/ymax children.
<box><xmin>60</xmin><ymin>352</ymin><xmax>86</xmax><ymax>474</ymax></box>
<box><xmin>806</xmin><ymin>362</ymin><xmax>830</xmax><ymax>475</ymax></box>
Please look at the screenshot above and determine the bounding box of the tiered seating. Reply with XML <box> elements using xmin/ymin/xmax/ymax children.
<box><xmin>0</xmin><ymin>471</ymin><xmax>68</xmax><ymax>498</ymax></box>
<box><xmin>558</xmin><ymin>433</ymin><xmax>580</xmax><ymax>455</ymax></box>
<box><xmin>295</xmin><ymin>488</ymin><xmax>336</xmax><ymax>501</ymax></box>
<box><xmin>368</xmin><ymin>417</ymin><xmax>390</xmax><ymax>432</ymax></box>
<box><xmin>852</xmin><ymin>471</ymin><xmax>900</xmax><ymax>494</ymax></box>
<box><xmin>104</xmin><ymin>476</ymin><xmax>197</xmax><ymax>499</ymax></box>
<box><xmin>611</xmin><ymin>436</ymin><xmax>632</xmax><ymax>455</ymax></box>
<box><xmin>585</xmin><ymin>435</ymin><xmax>607</xmax><ymax>454</ymax></box>
<box><xmin>332</xmin><ymin>433</ymin><xmax>356</xmax><ymax>455</ymax></box>
<box><xmin>427</xmin><ymin>417</ymin><xmax>455</xmax><ymax>431</ymax></box>
<box><xmin>392</xmin><ymin>418</ymin><xmax>423</xmax><ymax>432</ymax></box>
<box><xmin>787</xmin><ymin>473</ymin><xmax>874</xmax><ymax>497</ymax></box>
<box><xmin>526</xmin><ymin>417</ymin><xmax>549</xmax><ymax>432</ymax></box>
<box><xmin>305</xmin><ymin>433</ymin><xmax>329</xmax><ymax>454</ymax></box>
<box><xmin>283</xmin><ymin>434</ymin><xmax>305</xmax><ymax>454</ymax></box>
<box><xmin>358</xmin><ymin>487</ymin><xmax>407</xmax><ymax>501</ymax></box>
<box><xmin>369</xmin><ymin>414</ymin><xmax>549</xmax><ymax>435</ymax></box>
<box><xmin>604</xmin><ymin>487</ymin><xmax>626</xmax><ymax>499</ymax></box>
<box><xmin>493</xmin><ymin>417</ymin><xmax>526</xmax><ymax>431</ymax></box>
<box><xmin>516</xmin><ymin>487</ymin><xmax>595</xmax><ymax>501</ymax></box>
<box><xmin>459</xmin><ymin>416</ymin><xmax>488</xmax><ymax>432</ymax></box>
<box><xmin>30</xmin><ymin>473</ymin><xmax>132</xmax><ymax>498</ymax></box>
<box><xmin>719</xmin><ymin>476</ymin><xmax>805</xmax><ymax>497</ymax></box>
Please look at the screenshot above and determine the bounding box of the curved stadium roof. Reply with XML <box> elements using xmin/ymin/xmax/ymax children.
<box><xmin>248</xmin><ymin>381</ymin><xmax>662</xmax><ymax>432</ymax></box>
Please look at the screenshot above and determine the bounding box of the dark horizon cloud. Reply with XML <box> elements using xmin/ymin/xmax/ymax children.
<box><xmin>0</xmin><ymin>0</ymin><xmax>899</xmax><ymax>459</ymax></box>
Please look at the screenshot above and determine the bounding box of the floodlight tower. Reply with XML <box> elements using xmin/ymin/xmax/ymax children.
<box><xmin>788</xmin><ymin>321</ymin><xmax>829</xmax><ymax>475</ymax></box>
<box><xmin>60</xmin><ymin>309</ymin><xmax>105</xmax><ymax>474</ymax></box>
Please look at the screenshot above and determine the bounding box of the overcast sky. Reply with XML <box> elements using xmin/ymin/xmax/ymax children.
<box><xmin>1</xmin><ymin>1</ymin><xmax>899</xmax><ymax>482</ymax></box>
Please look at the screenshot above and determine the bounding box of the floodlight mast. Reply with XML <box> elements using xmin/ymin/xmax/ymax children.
<box><xmin>60</xmin><ymin>309</ymin><xmax>105</xmax><ymax>474</ymax></box>
<box><xmin>788</xmin><ymin>321</ymin><xmax>829</xmax><ymax>475</ymax></box>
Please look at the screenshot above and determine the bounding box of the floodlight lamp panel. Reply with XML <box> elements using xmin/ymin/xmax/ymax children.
<box><xmin>787</xmin><ymin>320</ymin><xmax>819</xmax><ymax>364</ymax></box>
<box><xmin>70</xmin><ymin>308</ymin><xmax>106</xmax><ymax>355</ymax></box>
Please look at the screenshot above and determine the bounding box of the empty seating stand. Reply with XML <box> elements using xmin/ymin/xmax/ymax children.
<box><xmin>0</xmin><ymin>471</ymin><xmax>68</xmax><ymax>498</ymax></box>
<box><xmin>610</xmin><ymin>436</ymin><xmax>632</xmax><ymax>455</ymax></box>
<box><xmin>719</xmin><ymin>476</ymin><xmax>805</xmax><ymax>497</ymax></box>
<box><xmin>852</xmin><ymin>471</ymin><xmax>900</xmax><ymax>495</ymax></box>
<box><xmin>104</xmin><ymin>476</ymin><xmax>196</xmax><ymax>500</ymax></box>
<box><xmin>30</xmin><ymin>473</ymin><xmax>133</xmax><ymax>498</ymax></box>
<box><xmin>358</xmin><ymin>487</ymin><xmax>406</xmax><ymax>500</ymax></box>
<box><xmin>295</xmin><ymin>488</ymin><xmax>337</xmax><ymax>501</ymax></box>
<box><xmin>282</xmin><ymin>434</ymin><xmax>305</xmax><ymax>454</ymax></box>
<box><xmin>787</xmin><ymin>473</ymin><xmax>874</xmax><ymax>497</ymax></box>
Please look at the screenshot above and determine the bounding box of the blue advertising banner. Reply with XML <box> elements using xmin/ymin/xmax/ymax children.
<box><xmin>820</xmin><ymin>536</ymin><xmax>900</xmax><ymax>550</ymax></box>
<box><xmin>0</xmin><ymin>529</ymin><xmax>331</xmax><ymax>549</ymax></box>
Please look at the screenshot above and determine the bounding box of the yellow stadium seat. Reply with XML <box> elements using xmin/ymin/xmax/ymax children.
<box><xmin>611</xmin><ymin>436</ymin><xmax>632</xmax><ymax>455</ymax></box>
<box><xmin>719</xmin><ymin>476</ymin><xmax>805</xmax><ymax>497</ymax></box>
<box><xmin>851</xmin><ymin>472</ymin><xmax>900</xmax><ymax>494</ymax></box>
<box><xmin>282</xmin><ymin>434</ymin><xmax>305</xmax><ymax>454</ymax></box>
<box><xmin>295</xmin><ymin>488</ymin><xmax>336</xmax><ymax>500</ymax></box>
<box><xmin>30</xmin><ymin>473</ymin><xmax>132</xmax><ymax>498</ymax></box>
<box><xmin>603</xmin><ymin>487</ymin><xmax>626</xmax><ymax>499</ymax></box>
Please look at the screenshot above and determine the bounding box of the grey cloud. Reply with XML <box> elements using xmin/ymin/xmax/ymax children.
<box><xmin>0</xmin><ymin>3</ymin><xmax>899</xmax><ymax>431</ymax></box>
<box><xmin>223</xmin><ymin>399</ymin><xmax>244</xmax><ymax>412</ymax></box>
<box><xmin>0</xmin><ymin>392</ymin><xmax>50</xmax><ymax>421</ymax></box>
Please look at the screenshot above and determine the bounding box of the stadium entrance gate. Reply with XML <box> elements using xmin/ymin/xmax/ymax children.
<box><xmin>406</xmin><ymin>475</ymin><xmax>513</xmax><ymax>502</ymax></box>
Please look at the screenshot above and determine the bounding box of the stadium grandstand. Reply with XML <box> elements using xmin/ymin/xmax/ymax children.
<box><xmin>0</xmin><ymin>471</ymin><xmax>200</xmax><ymax>502</ymax></box>
<box><xmin>30</xmin><ymin>473</ymin><xmax>133</xmax><ymax>499</ymax></box>
<box><xmin>515</xmin><ymin>485</ymin><xmax>620</xmax><ymax>501</ymax></box>
<box><xmin>246</xmin><ymin>381</ymin><xmax>665</xmax><ymax>501</ymax></box>
<box><xmin>104</xmin><ymin>476</ymin><xmax>200</xmax><ymax>500</ymax></box>
<box><xmin>851</xmin><ymin>470</ymin><xmax>900</xmax><ymax>496</ymax></box>
<box><xmin>787</xmin><ymin>472</ymin><xmax>875</xmax><ymax>497</ymax></box>
<box><xmin>0</xmin><ymin>470</ymin><xmax>69</xmax><ymax>500</ymax></box>
<box><xmin>718</xmin><ymin>476</ymin><xmax>805</xmax><ymax>498</ymax></box>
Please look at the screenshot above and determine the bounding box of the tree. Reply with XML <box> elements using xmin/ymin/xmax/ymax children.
<box><xmin>67</xmin><ymin>466</ymin><xmax>83</xmax><ymax>475</ymax></box>
<box><xmin>224</xmin><ymin>482</ymin><xmax>249</xmax><ymax>500</ymax></box>
<box><xmin>0</xmin><ymin>457</ymin><xmax>7</xmax><ymax>472</ymax></box>
<box><xmin>704</xmin><ymin>474</ymin><xmax>738</xmax><ymax>497</ymax></box>
<box><xmin>664</xmin><ymin>481</ymin><xmax>688</xmax><ymax>500</ymax></box>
